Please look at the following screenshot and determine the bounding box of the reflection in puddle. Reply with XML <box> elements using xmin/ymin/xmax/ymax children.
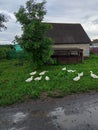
<box><xmin>12</xmin><ymin>112</ymin><xmax>27</xmax><ymax>123</ymax></box>
<box><xmin>49</xmin><ymin>106</ymin><xmax>98</xmax><ymax>129</ymax></box>
<box><xmin>9</xmin><ymin>127</ymin><xmax>26</xmax><ymax>130</ymax></box>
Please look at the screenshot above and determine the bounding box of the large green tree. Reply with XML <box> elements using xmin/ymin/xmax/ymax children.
<box><xmin>15</xmin><ymin>0</ymin><xmax>53</xmax><ymax>66</ymax></box>
<box><xmin>0</xmin><ymin>13</ymin><xmax>7</xmax><ymax>31</ymax></box>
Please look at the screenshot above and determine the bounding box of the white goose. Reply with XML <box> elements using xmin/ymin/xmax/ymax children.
<box><xmin>34</xmin><ymin>76</ymin><xmax>42</xmax><ymax>81</ymax></box>
<box><xmin>30</xmin><ymin>71</ymin><xmax>37</xmax><ymax>75</ymax></box>
<box><xmin>78</xmin><ymin>72</ymin><xmax>83</xmax><ymax>77</ymax></box>
<box><xmin>25</xmin><ymin>76</ymin><xmax>33</xmax><ymax>82</ymax></box>
<box><xmin>45</xmin><ymin>76</ymin><xmax>50</xmax><ymax>81</ymax></box>
<box><xmin>62</xmin><ymin>67</ymin><xmax>66</xmax><ymax>71</ymax></box>
<box><xmin>67</xmin><ymin>70</ymin><xmax>76</xmax><ymax>73</ymax></box>
<box><xmin>90</xmin><ymin>71</ymin><xmax>98</xmax><ymax>78</ymax></box>
<box><xmin>73</xmin><ymin>74</ymin><xmax>80</xmax><ymax>81</ymax></box>
<box><xmin>39</xmin><ymin>71</ymin><xmax>48</xmax><ymax>76</ymax></box>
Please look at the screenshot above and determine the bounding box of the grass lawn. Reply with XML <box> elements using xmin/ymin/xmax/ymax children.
<box><xmin>0</xmin><ymin>54</ymin><xmax>98</xmax><ymax>106</ymax></box>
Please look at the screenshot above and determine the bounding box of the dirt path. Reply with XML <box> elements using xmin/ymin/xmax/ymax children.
<box><xmin>0</xmin><ymin>91</ymin><xmax>98</xmax><ymax>130</ymax></box>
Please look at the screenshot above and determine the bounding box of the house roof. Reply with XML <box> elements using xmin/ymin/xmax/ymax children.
<box><xmin>46</xmin><ymin>23</ymin><xmax>91</xmax><ymax>44</ymax></box>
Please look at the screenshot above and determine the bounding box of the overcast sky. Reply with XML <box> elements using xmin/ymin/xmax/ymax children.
<box><xmin>0</xmin><ymin>0</ymin><xmax>98</xmax><ymax>44</ymax></box>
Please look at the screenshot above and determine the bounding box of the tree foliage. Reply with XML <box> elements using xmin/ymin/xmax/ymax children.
<box><xmin>15</xmin><ymin>0</ymin><xmax>53</xmax><ymax>66</ymax></box>
<box><xmin>92</xmin><ymin>39</ymin><xmax>98</xmax><ymax>43</ymax></box>
<box><xmin>0</xmin><ymin>13</ymin><xmax>7</xmax><ymax>31</ymax></box>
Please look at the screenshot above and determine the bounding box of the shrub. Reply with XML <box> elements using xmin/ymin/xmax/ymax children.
<box><xmin>0</xmin><ymin>45</ymin><xmax>12</xmax><ymax>59</ymax></box>
<box><xmin>7</xmin><ymin>50</ymin><xmax>29</xmax><ymax>60</ymax></box>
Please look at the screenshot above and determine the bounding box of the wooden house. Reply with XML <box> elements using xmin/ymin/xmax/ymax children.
<box><xmin>47</xmin><ymin>23</ymin><xmax>91</xmax><ymax>64</ymax></box>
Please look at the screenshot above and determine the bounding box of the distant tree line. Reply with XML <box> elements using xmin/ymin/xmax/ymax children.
<box><xmin>0</xmin><ymin>45</ymin><xmax>29</xmax><ymax>60</ymax></box>
<box><xmin>92</xmin><ymin>39</ymin><xmax>98</xmax><ymax>43</ymax></box>
<box><xmin>0</xmin><ymin>45</ymin><xmax>12</xmax><ymax>59</ymax></box>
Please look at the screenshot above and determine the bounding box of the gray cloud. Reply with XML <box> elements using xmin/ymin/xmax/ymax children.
<box><xmin>0</xmin><ymin>0</ymin><xmax>27</xmax><ymax>12</ymax></box>
<box><xmin>92</xmin><ymin>19</ymin><xmax>98</xmax><ymax>24</ymax></box>
<box><xmin>82</xmin><ymin>15</ymin><xmax>91</xmax><ymax>20</ymax></box>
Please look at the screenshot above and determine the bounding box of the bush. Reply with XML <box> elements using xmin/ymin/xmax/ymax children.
<box><xmin>0</xmin><ymin>45</ymin><xmax>12</xmax><ymax>59</ymax></box>
<box><xmin>7</xmin><ymin>50</ymin><xmax>29</xmax><ymax>60</ymax></box>
<box><xmin>0</xmin><ymin>49</ymin><xmax>7</xmax><ymax>59</ymax></box>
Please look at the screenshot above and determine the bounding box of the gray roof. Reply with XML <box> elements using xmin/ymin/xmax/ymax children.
<box><xmin>47</xmin><ymin>23</ymin><xmax>91</xmax><ymax>44</ymax></box>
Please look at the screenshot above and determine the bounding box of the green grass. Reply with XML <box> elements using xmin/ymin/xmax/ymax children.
<box><xmin>0</xmin><ymin>54</ymin><xmax>98</xmax><ymax>106</ymax></box>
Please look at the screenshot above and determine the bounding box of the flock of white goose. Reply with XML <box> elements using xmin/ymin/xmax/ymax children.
<box><xmin>62</xmin><ymin>67</ymin><xmax>98</xmax><ymax>81</ymax></box>
<box><xmin>62</xmin><ymin>67</ymin><xmax>83</xmax><ymax>81</ymax></box>
<box><xmin>25</xmin><ymin>70</ymin><xmax>49</xmax><ymax>82</ymax></box>
<box><xmin>25</xmin><ymin>67</ymin><xmax>98</xmax><ymax>82</ymax></box>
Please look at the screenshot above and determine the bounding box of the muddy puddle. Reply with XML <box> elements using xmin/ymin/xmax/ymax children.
<box><xmin>48</xmin><ymin>105</ymin><xmax>98</xmax><ymax>130</ymax></box>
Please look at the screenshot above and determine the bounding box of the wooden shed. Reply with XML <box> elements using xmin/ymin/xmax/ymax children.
<box><xmin>52</xmin><ymin>48</ymin><xmax>83</xmax><ymax>64</ymax></box>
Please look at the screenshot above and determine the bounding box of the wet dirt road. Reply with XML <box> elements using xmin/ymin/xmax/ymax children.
<box><xmin>0</xmin><ymin>91</ymin><xmax>98</xmax><ymax>130</ymax></box>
